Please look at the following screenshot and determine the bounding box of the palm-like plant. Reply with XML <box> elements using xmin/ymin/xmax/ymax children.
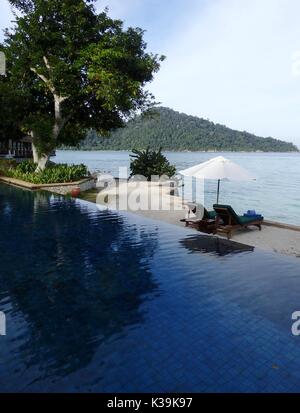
<box><xmin>130</xmin><ymin>147</ymin><xmax>176</xmax><ymax>181</ymax></box>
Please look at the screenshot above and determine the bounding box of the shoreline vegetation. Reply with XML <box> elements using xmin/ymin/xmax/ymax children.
<box><xmin>61</xmin><ymin>107</ymin><xmax>299</xmax><ymax>153</ymax></box>
<box><xmin>0</xmin><ymin>160</ymin><xmax>89</xmax><ymax>184</ymax></box>
<box><xmin>58</xmin><ymin>148</ymin><xmax>300</xmax><ymax>153</ymax></box>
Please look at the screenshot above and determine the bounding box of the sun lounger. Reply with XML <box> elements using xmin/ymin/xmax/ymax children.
<box><xmin>183</xmin><ymin>203</ymin><xmax>216</xmax><ymax>220</ymax></box>
<box><xmin>181</xmin><ymin>203</ymin><xmax>217</xmax><ymax>233</ymax></box>
<box><xmin>213</xmin><ymin>204</ymin><xmax>264</xmax><ymax>239</ymax></box>
<box><xmin>203</xmin><ymin>208</ymin><xmax>217</xmax><ymax>220</ymax></box>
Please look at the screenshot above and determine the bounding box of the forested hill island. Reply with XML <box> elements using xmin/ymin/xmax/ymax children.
<box><xmin>70</xmin><ymin>107</ymin><xmax>298</xmax><ymax>152</ymax></box>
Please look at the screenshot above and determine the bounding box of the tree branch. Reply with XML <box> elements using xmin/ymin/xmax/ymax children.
<box><xmin>53</xmin><ymin>104</ymin><xmax>73</xmax><ymax>138</ymax></box>
<box><xmin>60</xmin><ymin>112</ymin><xmax>73</xmax><ymax>130</ymax></box>
<box><xmin>31</xmin><ymin>67</ymin><xmax>69</xmax><ymax>102</ymax></box>
<box><xmin>54</xmin><ymin>94</ymin><xmax>69</xmax><ymax>104</ymax></box>
<box><xmin>30</xmin><ymin>67</ymin><xmax>55</xmax><ymax>93</ymax></box>
<box><xmin>30</xmin><ymin>67</ymin><xmax>49</xmax><ymax>84</ymax></box>
<box><xmin>43</xmin><ymin>56</ymin><xmax>51</xmax><ymax>71</ymax></box>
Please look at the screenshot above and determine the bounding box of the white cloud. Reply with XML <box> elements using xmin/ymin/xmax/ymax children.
<box><xmin>150</xmin><ymin>0</ymin><xmax>300</xmax><ymax>145</ymax></box>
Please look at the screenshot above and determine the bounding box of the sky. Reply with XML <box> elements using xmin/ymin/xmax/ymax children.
<box><xmin>1</xmin><ymin>0</ymin><xmax>300</xmax><ymax>146</ymax></box>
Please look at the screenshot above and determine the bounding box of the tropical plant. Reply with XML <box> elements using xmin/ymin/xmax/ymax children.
<box><xmin>6</xmin><ymin>162</ymin><xmax>89</xmax><ymax>184</ymax></box>
<box><xmin>0</xmin><ymin>159</ymin><xmax>17</xmax><ymax>176</ymax></box>
<box><xmin>130</xmin><ymin>147</ymin><xmax>176</xmax><ymax>181</ymax></box>
<box><xmin>14</xmin><ymin>160</ymin><xmax>36</xmax><ymax>174</ymax></box>
<box><xmin>2</xmin><ymin>0</ymin><xmax>164</xmax><ymax>171</ymax></box>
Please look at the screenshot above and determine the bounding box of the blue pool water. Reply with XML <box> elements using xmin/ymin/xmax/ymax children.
<box><xmin>1</xmin><ymin>183</ymin><xmax>300</xmax><ymax>392</ymax></box>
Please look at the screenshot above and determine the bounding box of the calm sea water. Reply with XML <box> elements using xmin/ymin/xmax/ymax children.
<box><xmin>1</xmin><ymin>183</ymin><xmax>300</xmax><ymax>392</ymax></box>
<box><xmin>54</xmin><ymin>150</ymin><xmax>300</xmax><ymax>225</ymax></box>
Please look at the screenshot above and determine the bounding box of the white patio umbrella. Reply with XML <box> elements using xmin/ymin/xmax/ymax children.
<box><xmin>179</xmin><ymin>156</ymin><xmax>255</xmax><ymax>203</ymax></box>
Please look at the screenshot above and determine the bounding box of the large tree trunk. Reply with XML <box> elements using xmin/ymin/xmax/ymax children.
<box><xmin>31</xmin><ymin>94</ymin><xmax>66</xmax><ymax>172</ymax></box>
<box><xmin>31</xmin><ymin>140</ymin><xmax>50</xmax><ymax>172</ymax></box>
<box><xmin>36</xmin><ymin>154</ymin><xmax>50</xmax><ymax>172</ymax></box>
<box><xmin>30</xmin><ymin>92</ymin><xmax>66</xmax><ymax>173</ymax></box>
<box><xmin>30</xmin><ymin>58</ymin><xmax>69</xmax><ymax>173</ymax></box>
<box><xmin>32</xmin><ymin>140</ymin><xmax>39</xmax><ymax>164</ymax></box>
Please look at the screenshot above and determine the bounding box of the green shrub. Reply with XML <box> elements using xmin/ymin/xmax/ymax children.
<box><xmin>130</xmin><ymin>147</ymin><xmax>176</xmax><ymax>181</ymax></box>
<box><xmin>14</xmin><ymin>160</ymin><xmax>36</xmax><ymax>174</ymax></box>
<box><xmin>6</xmin><ymin>162</ymin><xmax>89</xmax><ymax>184</ymax></box>
<box><xmin>0</xmin><ymin>159</ymin><xmax>17</xmax><ymax>176</ymax></box>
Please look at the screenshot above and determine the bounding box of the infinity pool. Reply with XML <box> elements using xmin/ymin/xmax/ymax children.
<box><xmin>1</xmin><ymin>183</ymin><xmax>300</xmax><ymax>392</ymax></box>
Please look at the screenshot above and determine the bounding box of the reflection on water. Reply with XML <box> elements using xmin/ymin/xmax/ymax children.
<box><xmin>1</xmin><ymin>183</ymin><xmax>300</xmax><ymax>392</ymax></box>
<box><xmin>0</xmin><ymin>184</ymin><xmax>158</xmax><ymax>380</ymax></box>
<box><xmin>180</xmin><ymin>235</ymin><xmax>254</xmax><ymax>257</ymax></box>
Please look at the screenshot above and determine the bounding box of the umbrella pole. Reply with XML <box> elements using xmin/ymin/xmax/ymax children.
<box><xmin>217</xmin><ymin>179</ymin><xmax>220</xmax><ymax>204</ymax></box>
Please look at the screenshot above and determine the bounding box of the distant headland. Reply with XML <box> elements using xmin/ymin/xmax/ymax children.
<box><xmin>69</xmin><ymin>107</ymin><xmax>299</xmax><ymax>152</ymax></box>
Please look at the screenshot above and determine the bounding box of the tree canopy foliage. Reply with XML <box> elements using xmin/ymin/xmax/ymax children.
<box><xmin>0</xmin><ymin>79</ymin><xmax>29</xmax><ymax>143</ymax></box>
<box><xmin>77</xmin><ymin>107</ymin><xmax>298</xmax><ymax>152</ymax></box>
<box><xmin>1</xmin><ymin>0</ymin><xmax>164</xmax><ymax>169</ymax></box>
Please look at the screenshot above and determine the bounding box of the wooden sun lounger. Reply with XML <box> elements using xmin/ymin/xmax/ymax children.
<box><xmin>213</xmin><ymin>204</ymin><xmax>264</xmax><ymax>239</ymax></box>
<box><xmin>181</xmin><ymin>204</ymin><xmax>217</xmax><ymax>233</ymax></box>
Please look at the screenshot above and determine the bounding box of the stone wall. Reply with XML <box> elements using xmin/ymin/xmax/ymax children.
<box><xmin>42</xmin><ymin>178</ymin><xmax>96</xmax><ymax>195</ymax></box>
<box><xmin>0</xmin><ymin>176</ymin><xmax>96</xmax><ymax>195</ymax></box>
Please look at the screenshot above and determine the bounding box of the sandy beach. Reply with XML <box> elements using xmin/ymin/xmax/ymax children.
<box><xmin>133</xmin><ymin>208</ymin><xmax>300</xmax><ymax>258</ymax></box>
